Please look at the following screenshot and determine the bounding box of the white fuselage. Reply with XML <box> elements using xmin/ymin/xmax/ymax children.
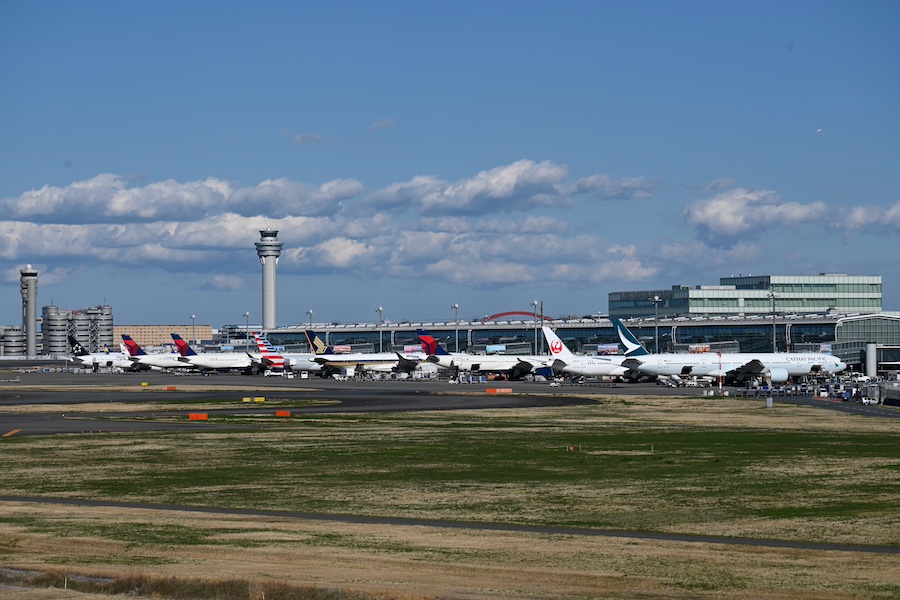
<box><xmin>184</xmin><ymin>353</ymin><xmax>253</xmax><ymax>371</ymax></box>
<box><xmin>549</xmin><ymin>354</ymin><xmax>632</xmax><ymax>377</ymax></box>
<box><xmin>72</xmin><ymin>353</ymin><xmax>135</xmax><ymax>370</ymax></box>
<box><xmin>429</xmin><ymin>353</ymin><xmax>546</xmax><ymax>373</ymax></box>
<box><xmin>314</xmin><ymin>352</ymin><xmax>421</xmax><ymax>373</ymax></box>
<box><xmin>250</xmin><ymin>352</ymin><xmax>322</xmax><ymax>373</ymax></box>
<box><xmin>628</xmin><ymin>352</ymin><xmax>846</xmax><ymax>378</ymax></box>
<box><xmin>133</xmin><ymin>353</ymin><xmax>194</xmax><ymax>370</ymax></box>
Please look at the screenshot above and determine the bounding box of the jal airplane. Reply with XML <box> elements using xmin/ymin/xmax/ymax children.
<box><xmin>171</xmin><ymin>334</ymin><xmax>253</xmax><ymax>372</ymax></box>
<box><xmin>541</xmin><ymin>326</ymin><xmax>645</xmax><ymax>378</ymax></box>
<box><xmin>304</xmin><ymin>330</ymin><xmax>421</xmax><ymax>375</ymax></box>
<box><xmin>611</xmin><ymin>318</ymin><xmax>846</xmax><ymax>384</ymax></box>
<box><xmin>417</xmin><ymin>329</ymin><xmax>552</xmax><ymax>380</ymax></box>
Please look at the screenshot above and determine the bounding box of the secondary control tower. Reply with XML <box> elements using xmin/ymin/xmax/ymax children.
<box><xmin>255</xmin><ymin>229</ymin><xmax>283</xmax><ymax>330</ymax></box>
<box><xmin>20</xmin><ymin>264</ymin><xmax>38</xmax><ymax>356</ymax></box>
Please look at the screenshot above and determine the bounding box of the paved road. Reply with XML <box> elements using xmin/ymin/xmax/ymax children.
<box><xmin>1</xmin><ymin>495</ymin><xmax>897</xmax><ymax>555</ymax></box>
<box><xmin>2</xmin><ymin>371</ymin><xmax>896</xmax><ymax>437</ymax></box>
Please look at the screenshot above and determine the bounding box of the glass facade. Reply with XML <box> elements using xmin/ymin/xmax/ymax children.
<box><xmin>263</xmin><ymin>314</ymin><xmax>900</xmax><ymax>369</ymax></box>
<box><xmin>610</xmin><ymin>274</ymin><xmax>882</xmax><ymax>319</ymax></box>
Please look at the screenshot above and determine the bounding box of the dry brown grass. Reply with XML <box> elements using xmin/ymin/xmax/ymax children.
<box><xmin>2</xmin><ymin>500</ymin><xmax>899</xmax><ymax>600</ymax></box>
<box><xmin>2</xmin><ymin>392</ymin><xmax>899</xmax><ymax>599</ymax></box>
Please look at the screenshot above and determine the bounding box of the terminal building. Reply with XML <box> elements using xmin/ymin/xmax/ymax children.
<box><xmin>264</xmin><ymin>311</ymin><xmax>900</xmax><ymax>377</ymax></box>
<box><xmin>258</xmin><ymin>273</ymin><xmax>897</xmax><ymax>375</ymax></box>
<box><xmin>608</xmin><ymin>274</ymin><xmax>882</xmax><ymax>320</ymax></box>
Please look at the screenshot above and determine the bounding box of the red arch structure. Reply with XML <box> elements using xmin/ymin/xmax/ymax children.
<box><xmin>480</xmin><ymin>311</ymin><xmax>541</xmax><ymax>322</ymax></box>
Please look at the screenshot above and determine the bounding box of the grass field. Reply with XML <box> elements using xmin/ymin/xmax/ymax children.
<box><xmin>2</xmin><ymin>394</ymin><xmax>899</xmax><ymax>599</ymax></box>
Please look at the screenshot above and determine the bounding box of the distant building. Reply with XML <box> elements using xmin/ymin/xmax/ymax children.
<box><xmin>113</xmin><ymin>324</ymin><xmax>214</xmax><ymax>349</ymax></box>
<box><xmin>41</xmin><ymin>304</ymin><xmax>114</xmax><ymax>354</ymax></box>
<box><xmin>609</xmin><ymin>274</ymin><xmax>882</xmax><ymax>320</ymax></box>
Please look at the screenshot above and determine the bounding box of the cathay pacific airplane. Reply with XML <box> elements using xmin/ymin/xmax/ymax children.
<box><xmin>417</xmin><ymin>329</ymin><xmax>552</xmax><ymax>380</ymax></box>
<box><xmin>541</xmin><ymin>326</ymin><xmax>645</xmax><ymax>378</ymax></box>
<box><xmin>611</xmin><ymin>318</ymin><xmax>846</xmax><ymax>384</ymax></box>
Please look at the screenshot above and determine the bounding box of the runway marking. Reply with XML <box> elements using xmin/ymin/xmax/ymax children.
<box><xmin>2</xmin><ymin>429</ymin><xmax>21</xmax><ymax>437</ymax></box>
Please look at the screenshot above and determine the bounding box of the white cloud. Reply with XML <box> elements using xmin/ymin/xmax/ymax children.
<box><xmin>836</xmin><ymin>201</ymin><xmax>900</xmax><ymax>232</ymax></box>
<box><xmin>199</xmin><ymin>275</ymin><xmax>243</xmax><ymax>291</ymax></box>
<box><xmin>3</xmin><ymin>164</ymin><xmax>890</xmax><ymax>298</ymax></box>
<box><xmin>571</xmin><ymin>174</ymin><xmax>657</xmax><ymax>200</ymax></box>
<box><xmin>368</xmin><ymin>117</ymin><xmax>397</xmax><ymax>132</ymax></box>
<box><xmin>292</xmin><ymin>133</ymin><xmax>328</xmax><ymax>144</ymax></box>
<box><xmin>684</xmin><ymin>188</ymin><xmax>828</xmax><ymax>247</ymax></box>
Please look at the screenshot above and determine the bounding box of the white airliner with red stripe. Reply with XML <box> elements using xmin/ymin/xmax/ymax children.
<box><xmin>250</xmin><ymin>333</ymin><xmax>321</xmax><ymax>374</ymax></box>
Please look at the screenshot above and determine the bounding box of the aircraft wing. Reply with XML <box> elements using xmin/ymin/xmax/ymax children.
<box><xmin>394</xmin><ymin>353</ymin><xmax>419</xmax><ymax>373</ymax></box>
<box><xmin>621</xmin><ymin>357</ymin><xmax>644</xmax><ymax>369</ymax></box>
<box><xmin>726</xmin><ymin>359</ymin><xmax>767</xmax><ymax>378</ymax></box>
<box><xmin>550</xmin><ymin>358</ymin><xmax>568</xmax><ymax>370</ymax></box>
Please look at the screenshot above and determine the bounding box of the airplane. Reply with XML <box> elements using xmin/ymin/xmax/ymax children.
<box><xmin>304</xmin><ymin>330</ymin><xmax>421</xmax><ymax>376</ymax></box>
<box><xmin>541</xmin><ymin>326</ymin><xmax>645</xmax><ymax>378</ymax></box>
<box><xmin>611</xmin><ymin>318</ymin><xmax>847</xmax><ymax>384</ymax></box>
<box><xmin>121</xmin><ymin>335</ymin><xmax>194</xmax><ymax>371</ymax></box>
<box><xmin>249</xmin><ymin>332</ymin><xmax>322</xmax><ymax>375</ymax></box>
<box><xmin>171</xmin><ymin>334</ymin><xmax>254</xmax><ymax>372</ymax></box>
<box><xmin>417</xmin><ymin>329</ymin><xmax>552</xmax><ymax>380</ymax></box>
<box><xmin>67</xmin><ymin>335</ymin><xmax>138</xmax><ymax>371</ymax></box>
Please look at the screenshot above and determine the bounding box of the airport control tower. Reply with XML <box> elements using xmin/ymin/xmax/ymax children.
<box><xmin>20</xmin><ymin>264</ymin><xmax>38</xmax><ymax>356</ymax></box>
<box><xmin>255</xmin><ymin>229</ymin><xmax>283</xmax><ymax>330</ymax></box>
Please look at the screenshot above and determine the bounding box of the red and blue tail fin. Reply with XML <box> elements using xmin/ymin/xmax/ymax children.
<box><xmin>170</xmin><ymin>334</ymin><xmax>198</xmax><ymax>356</ymax></box>
<box><xmin>417</xmin><ymin>329</ymin><xmax>450</xmax><ymax>356</ymax></box>
<box><xmin>121</xmin><ymin>335</ymin><xmax>146</xmax><ymax>356</ymax></box>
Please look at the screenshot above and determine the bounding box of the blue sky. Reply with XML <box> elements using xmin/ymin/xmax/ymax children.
<box><xmin>1</xmin><ymin>1</ymin><xmax>898</xmax><ymax>329</ymax></box>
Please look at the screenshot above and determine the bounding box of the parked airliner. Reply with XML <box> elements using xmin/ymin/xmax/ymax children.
<box><xmin>417</xmin><ymin>329</ymin><xmax>552</xmax><ymax>380</ymax></box>
<box><xmin>250</xmin><ymin>333</ymin><xmax>321</xmax><ymax>374</ymax></box>
<box><xmin>541</xmin><ymin>326</ymin><xmax>645</xmax><ymax>378</ymax></box>
<box><xmin>304</xmin><ymin>330</ymin><xmax>421</xmax><ymax>375</ymax></box>
<box><xmin>611</xmin><ymin>318</ymin><xmax>846</xmax><ymax>383</ymax></box>
<box><xmin>67</xmin><ymin>335</ymin><xmax>138</xmax><ymax>371</ymax></box>
<box><xmin>171</xmin><ymin>334</ymin><xmax>253</xmax><ymax>372</ymax></box>
<box><xmin>121</xmin><ymin>335</ymin><xmax>194</xmax><ymax>371</ymax></box>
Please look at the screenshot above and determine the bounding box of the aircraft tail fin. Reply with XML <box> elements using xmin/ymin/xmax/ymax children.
<box><xmin>542</xmin><ymin>327</ymin><xmax>576</xmax><ymax>360</ymax></box>
<box><xmin>253</xmin><ymin>332</ymin><xmax>285</xmax><ymax>369</ymax></box>
<box><xmin>609</xmin><ymin>318</ymin><xmax>650</xmax><ymax>356</ymax></box>
<box><xmin>67</xmin><ymin>335</ymin><xmax>89</xmax><ymax>356</ymax></box>
<box><xmin>304</xmin><ymin>330</ymin><xmax>331</xmax><ymax>355</ymax></box>
<box><xmin>417</xmin><ymin>329</ymin><xmax>450</xmax><ymax>356</ymax></box>
<box><xmin>170</xmin><ymin>334</ymin><xmax>198</xmax><ymax>356</ymax></box>
<box><xmin>120</xmin><ymin>335</ymin><xmax>146</xmax><ymax>356</ymax></box>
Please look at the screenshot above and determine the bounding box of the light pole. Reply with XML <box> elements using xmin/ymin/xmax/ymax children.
<box><xmin>650</xmin><ymin>295</ymin><xmax>661</xmax><ymax>353</ymax></box>
<box><xmin>451</xmin><ymin>303</ymin><xmax>459</xmax><ymax>352</ymax></box>
<box><xmin>531</xmin><ymin>300</ymin><xmax>540</xmax><ymax>354</ymax></box>
<box><xmin>243</xmin><ymin>312</ymin><xmax>250</xmax><ymax>351</ymax></box>
<box><xmin>306</xmin><ymin>308</ymin><xmax>314</xmax><ymax>328</ymax></box>
<box><xmin>767</xmin><ymin>291</ymin><xmax>777</xmax><ymax>352</ymax></box>
<box><xmin>190</xmin><ymin>314</ymin><xmax>196</xmax><ymax>346</ymax></box>
<box><xmin>376</xmin><ymin>306</ymin><xmax>384</xmax><ymax>353</ymax></box>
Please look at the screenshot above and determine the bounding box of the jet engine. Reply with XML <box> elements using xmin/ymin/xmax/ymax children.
<box><xmin>763</xmin><ymin>367</ymin><xmax>789</xmax><ymax>384</ymax></box>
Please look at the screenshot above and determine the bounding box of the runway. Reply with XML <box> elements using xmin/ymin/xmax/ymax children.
<box><xmin>1</xmin><ymin>371</ymin><xmax>896</xmax><ymax>437</ymax></box>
